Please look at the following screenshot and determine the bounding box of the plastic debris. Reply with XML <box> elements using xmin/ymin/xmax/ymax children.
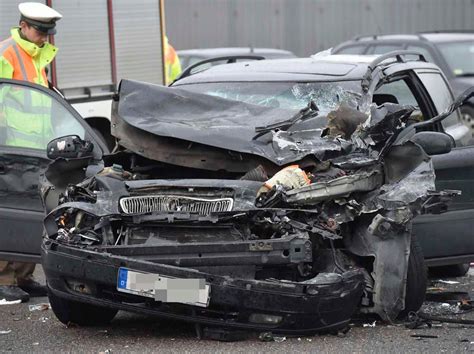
<box><xmin>425</xmin><ymin>290</ymin><xmax>470</xmax><ymax>303</ymax></box>
<box><xmin>28</xmin><ymin>303</ymin><xmax>50</xmax><ymax>312</ymax></box>
<box><xmin>258</xmin><ymin>332</ymin><xmax>274</xmax><ymax>342</ymax></box>
<box><xmin>0</xmin><ymin>298</ymin><xmax>21</xmax><ymax>306</ymax></box>
<box><xmin>258</xmin><ymin>332</ymin><xmax>286</xmax><ymax>342</ymax></box>
<box><xmin>363</xmin><ymin>321</ymin><xmax>377</xmax><ymax>328</ymax></box>
<box><xmin>39</xmin><ymin>317</ymin><xmax>49</xmax><ymax>323</ymax></box>
<box><xmin>436</xmin><ymin>280</ymin><xmax>459</xmax><ymax>285</ymax></box>
<box><xmin>411</xmin><ymin>334</ymin><xmax>438</xmax><ymax>339</ymax></box>
<box><xmin>0</xmin><ymin>330</ymin><xmax>12</xmax><ymax>335</ymax></box>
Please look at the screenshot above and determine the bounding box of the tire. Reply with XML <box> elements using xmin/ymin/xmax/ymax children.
<box><xmin>429</xmin><ymin>263</ymin><xmax>470</xmax><ymax>278</ymax></box>
<box><xmin>400</xmin><ymin>234</ymin><xmax>427</xmax><ymax>317</ymax></box>
<box><xmin>48</xmin><ymin>289</ymin><xmax>118</xmax><ymax>326</ymax></box>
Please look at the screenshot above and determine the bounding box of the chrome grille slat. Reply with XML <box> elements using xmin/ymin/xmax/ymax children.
<box><xmin>120</xmin><ymin>195</ymin><xmax>233</xmax><ymax>215</ymax></box>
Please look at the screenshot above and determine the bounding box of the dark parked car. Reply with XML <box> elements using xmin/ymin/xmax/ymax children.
<box><xmin>177</xmin><ymin>47</ymin><xmax>296</xmax><ymax>70</ymax></box>
<box><xmin>332</xmin><ymin>31</ymin><xmax>474</xmax><ymax>132</ymax></box>
<box><xmin>0</xmin><ymin>52</ymin><xmax>472</xmax><ymax>335</ymax></box>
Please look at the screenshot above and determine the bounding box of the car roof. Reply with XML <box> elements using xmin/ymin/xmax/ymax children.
<box><xmin>419</xmin><ymin>32</ymin><xmax>474</xmax><ymax>43</ymax></box>
<box><xmin>177</xmin><ymin>47</ymin><xmax>296</xmax><ymax>58</ymax></box>
<box><xmin>336</xmin><ymin>32</ymin><xmax>474</xmax><ymax>45</ymax></box>
<box><xmin>173</xmin><ymin>54</ymin><xmax>439</xmax><ymax>85</ymax></box>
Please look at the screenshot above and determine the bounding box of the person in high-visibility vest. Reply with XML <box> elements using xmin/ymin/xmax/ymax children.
<box><xmin>0</xmin><ymin>2</ymin><xmax>62</xmax><ymax>303</ymax></box>
<box><xmin>164</xmin><ymin>36</ymin><xmax>182</xmax><ymax>85</ymax></box>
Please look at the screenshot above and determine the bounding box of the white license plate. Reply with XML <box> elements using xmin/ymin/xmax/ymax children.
<box><xmin>117</xmin><ymin>267</ymin><xmax>210</xmax><ymax>307</ymax></box>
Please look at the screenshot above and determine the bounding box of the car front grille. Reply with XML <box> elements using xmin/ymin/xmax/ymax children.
<box><xmin>119</xmin><ymin>195</ymin><xmax>234</xmax><ymax>215</ymax></box>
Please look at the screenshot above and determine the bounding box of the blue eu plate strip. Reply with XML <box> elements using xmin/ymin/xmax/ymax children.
<box><xmin>117</xmin><ymin>267</ymin><xmax>128</xmax><ymax>289</ymax></box>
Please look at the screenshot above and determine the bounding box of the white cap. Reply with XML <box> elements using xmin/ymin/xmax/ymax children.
<box><xmin>19</xmin><ymin>2</ymin><xmax>62</xmax><ymax>34</ymax></box>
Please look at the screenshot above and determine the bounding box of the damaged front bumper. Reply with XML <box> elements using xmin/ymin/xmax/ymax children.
<box><xmin>42</xmin><ymin>239</ymin><xmax>364</xmax><ymax>334</ymax></box>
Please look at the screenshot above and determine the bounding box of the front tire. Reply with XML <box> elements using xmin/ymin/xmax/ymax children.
<box><xmin>401</xmin><ymin>234</ymin><xmax>427</xmax><ymax>316</ymax></box>
<box><xmin>48</xmin><ymin>289</ymin><xmax>118</xmax><ymax>326</ymax></box>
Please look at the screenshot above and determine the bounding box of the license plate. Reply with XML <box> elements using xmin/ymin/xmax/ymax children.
<box><xmin>117</xmin><ymin>267</ymin><xmax>210</xmax><ymax>307</ymax></box>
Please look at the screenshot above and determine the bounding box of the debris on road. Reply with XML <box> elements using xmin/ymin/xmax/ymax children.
<box><xmin>0</xmin><ymin>330</ymin><xmax>12</xmax><ymax>335</ymax></box>
<box><xmin>363</xmin><ymin>321</ymin><xmax>377</xmax><ymax>328</ymax></box>
<box><xmin>411</xmin><ymin>334</ymin><xmax>439</xmax><ymax>339</ymax></box>
<box><xmin>258</xmin><ymin>332</ymin><xmax>286</xmax><ymax>342</ymax></box>
<box><xmin>0</xmin><ymin>299</ymin><xmax>21</xmax><ymax>306</ymax></box>
<box><xmin>28</xmin><ymin>303</ymin><xmax>50</xmax><ymax>312</ymax></box>
<box><xmin>425</xmin><ymin>290</ymin><xmax>470</xmax><ymax>303</ymax></box>
<box><xmin>435</xmin><ymin>280</ymin><xmax>460</xmax><ymax>285</ymax></box>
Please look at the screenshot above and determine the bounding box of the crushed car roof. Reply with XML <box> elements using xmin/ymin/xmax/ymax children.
<box><xmin>173</xmin><ymin>54</ymin><xmax>439</xmax><ymax>85</ymax></box>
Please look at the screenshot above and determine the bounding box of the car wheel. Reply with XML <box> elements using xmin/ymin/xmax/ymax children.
<box><xmin>400</xmin><ymin>234</ymin><xmax>427</xmax><ymax>317</ymax></box>
<box><xmin>48</xmin><ymin>289</ymin><xmax>118</xmax><ymax>326</ymax></box>
<box><xmin>429</xmin><ymin>263</ymin><xmax>471</xmax><ymax>278</ymax></box>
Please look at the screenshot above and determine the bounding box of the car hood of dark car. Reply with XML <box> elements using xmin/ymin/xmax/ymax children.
<box><xmin>112</xmin><ymin>79</ymin><xmax>346</xmax><ymax>166</ymax></box>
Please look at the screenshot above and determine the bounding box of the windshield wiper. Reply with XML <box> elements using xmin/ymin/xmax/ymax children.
<box><xmin>253</xmin><ymin>100</ymin><xmax>319</xmax><ymax>140</ymax></box>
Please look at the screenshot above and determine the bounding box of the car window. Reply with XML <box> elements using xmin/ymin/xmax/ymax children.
<box><xmin>416</xmin><ymin>72</ymin><xmax>460</xmax><ymax>129</ymax></box>
<box><xmin>334</xmin><ymin>45</ymin><xmax>367</xmax><ymax>54</ymax></box>
<box><xmin>0</xmin><ymin>82</ymin><xmax>85</xmax><ymax>150</ymax></box>
<box><xmin>368</xmin><ymin>44</ymin><xmax>404</xmax><ymax>54</ymax></box>
<box><xmin>179</xmin><ymin>57</ymin><xmax>189</xmax><ymax>69</ymax></box>
<box><xmin>374</xmin><ymin>79</ymin><xmax>419</xmax><ymax>106</ymax></box>
<box><xmin>188</xmin><ymin>56</ymin><xmax>206</xmax><ymax>66</ymax></box>
<box><xmin>436</xmin><ymin>41</ymin><xmax>474</xmax><ymax>77</ymax></box>
<box><xmin>406</xmin><ymin>45</ymin><xmax>435</xmax><ymax>63</ymax></box>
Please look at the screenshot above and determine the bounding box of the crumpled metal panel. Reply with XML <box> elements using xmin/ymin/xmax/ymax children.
<box><xmin>285</xmin><ymin>166</ymin><xmax>383</xmax><ymax>204</ymax></box>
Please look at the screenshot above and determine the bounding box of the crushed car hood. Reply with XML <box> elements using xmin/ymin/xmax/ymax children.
<box><xmin>113</xmin><ymin>79</ymin><xmax>348</xmax><ymax>166</ymax></box>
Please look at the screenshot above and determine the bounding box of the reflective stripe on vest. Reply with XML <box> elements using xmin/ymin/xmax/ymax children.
<box><xmin>7</xmin><ymin>127</ymin><xmax>45</xmax><ymax>148</ymax></box>
<box><xmin>12</xmin><ymin>43</ymin><xmax>28</xmax><ymax>81</ymax></box>
<box><xmin>0</xmin><ymin>38</ymin><xmax>15</xmax><ymax>56</ymax></box>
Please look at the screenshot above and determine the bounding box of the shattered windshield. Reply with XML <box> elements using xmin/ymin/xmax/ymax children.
<box><xmin>179</xmin><ymin>81</ymin><xmax>364</xmax><ymax>113</ymax></box>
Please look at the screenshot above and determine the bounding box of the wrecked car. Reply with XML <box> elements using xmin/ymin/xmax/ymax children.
<box><xmin>37</xmin><ymin>52</ymin><xmax>473</xmax><ymax>334</ymax></box>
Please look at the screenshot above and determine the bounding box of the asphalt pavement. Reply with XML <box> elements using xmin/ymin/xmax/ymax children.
<box><xmin>1</xmin><ymin>266</ymin><xmax>473</xmax><ymax>353</ymax></box>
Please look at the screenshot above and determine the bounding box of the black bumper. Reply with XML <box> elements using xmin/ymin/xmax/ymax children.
<box><xmin>42</xmin><ymin>240</ymin><xmax>364</xmax><ymax>334</ymax></box>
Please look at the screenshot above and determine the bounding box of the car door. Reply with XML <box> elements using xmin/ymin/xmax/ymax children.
<box><xmin>0</xmin><ymin>79</ymin><xmax>108</xmax><ymax>263</ymax></box>
<box><xmin>413</xmin><ymin>70</ymin><xmax>474</xmax><ymax>265</ymax></box>
<box><xmin>371</xmin><ymin>67</ymin><xmax>474</xmax><ymax>265</ymax></box>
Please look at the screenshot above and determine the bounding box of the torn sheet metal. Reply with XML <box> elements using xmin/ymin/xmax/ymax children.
<box><xmin>113</xmin><ymin>80</ymin><xmax>357</xmax><ymax>166</ymax></box>
<box><xmin>285</xmin><ymin>166</ymin><xmax>383</xmax><ymax>204</ymax></box>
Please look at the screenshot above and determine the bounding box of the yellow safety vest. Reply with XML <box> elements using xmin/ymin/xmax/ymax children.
<box><xmin>0</xmin><ymin>28</ymin><xmax>58</xmax><ymax>148</ymax></box>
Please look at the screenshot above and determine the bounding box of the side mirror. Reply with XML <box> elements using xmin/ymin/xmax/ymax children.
<box><xmin>411</xmin><ymin>131</ymin><xmax>454</xmax><ymax>155</ymax></box>
<box><xmin>47</xmin><ymin>135</ymin><xmax>94</xmax><ymax>160</ymax></box>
